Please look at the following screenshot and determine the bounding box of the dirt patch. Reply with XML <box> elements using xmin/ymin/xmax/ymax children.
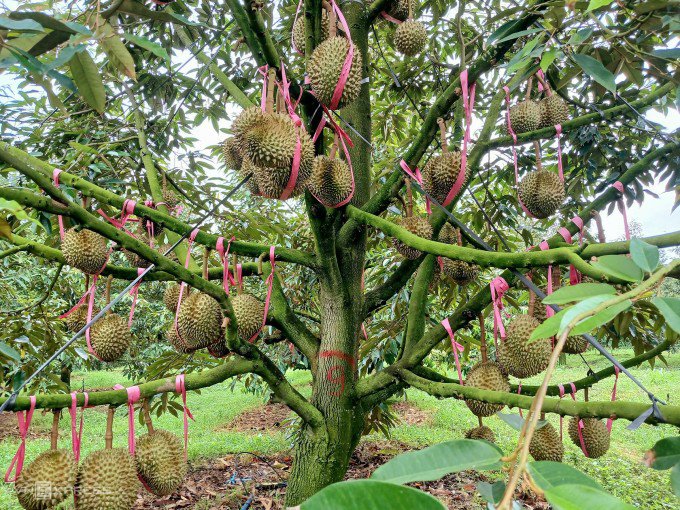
<box><xmin>393</xmin><ymin>401</ymin><xmax>432</xmax><ymax>426</ymax></box>
<box><xmin>222</xmin><ymin>403</ymin><xmax>292</xmax><ymax>433</ymax></box>
<box><xmin>0</xmin><ymin>411</ymin><xmax>49</xmax><ymax>442</ymax></box>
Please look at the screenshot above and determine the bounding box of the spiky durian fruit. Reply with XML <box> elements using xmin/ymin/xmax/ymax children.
<box><xmin>232</xmin><ymin>106</ymin><xmax>266</xmax><ymax>139</ymax></box>
<box><xmin>162</xmin><ymin>185</ymin><xmax>180</xmax><ymax>209</ymax></box>
<box><xmin>539</xmin><ymin>95</ymin><xmax>570</xmax><ymax>128</ymax></box>
<box><xmin>122</xmin><ymin>230</ymin><xmax>153</xmax><ymax>269</ymax></box>
<box><xmin>563</xmin><ymin>335</ymin><xmax>589</xmax><ymax>354</ymax></box>
<box><xmin>509</xmin><ymin>100</ymin><xmax>541</xmax><ymax>134</ymax></box>
<box><xmin>221</xmin><ymin>137</ymin><xmax>243</xmax><ymax>171</ymax></box>
<box><xmin>163</xmin><ymin>283</ymin><xmax>191</xmax><ymax>312</ymax></box>
<box><xmin>166</xmin><ymin>324</ymin><xmax>196</xmax><ymax>354</ymax></box>
<box><xmin>63</xmin><ymin>304</ymin><xmax>100</xmax><ymax>333</ymax></box>
<box><xmin>464</xmin><ymin>425</ymin><xmax>495</xmax><ymax>443</ymax></box>
<box><xmin>517</xmin><ymin>170</ymin><xmax>565</xmax><ymax>219</ymax></box>
<box><xmin>90</xmin><ymin>314</ymin><xmax>132</xmax><ymax>362</ymax></box>
<box><xmin>237</xmin><ymin>158</ymin><xmax>263</xmax><ymax>196</ymax></box>
<box><xmin>422</xmin><ymin>151</ymin><xmax>465</xmax><ymax>205</ymax></box>
<box><xmin>208</xmin><ymin>338</ymin><xmax>230</xmax><ymax>358</ymax></box>
<box><xmin>442</xmin><ymin>259</ymin><xmax>479</xmax><ymax>286</ymax></box>
<box><xmin>394</xmin><ymin>19</ymin><xmax>427</xmax><ymax>56</ymax></box>
<box><xmin>15</xmin><ymin>449</ymin><xmax>76</xmax><ymax>510</ymax></box>
<box><xmin>464</xmin><ymin>361</ymin><xmax>510</xmax><ymax>417</ymax></box>
<box><xmin>497</xmin><ymin>314</ymin><xmax>551</xmax><ymax>379</ymax></box>
<box><xmin>308</xmin><ymin>36</ymin><xmax>363</xmax><ymax>109</ymax></box>
<box><xmin>529</xmin><ymin>422</ymin><xmax>563</xmax><ymax>462</ymax></box>
<box><xmin>231</xmin><ymin>293</ymin><xmax>265</xmax><ymax>341</ymax></box>
<box><xmin>307</xmin><ymin>155</ymin><xmax>353</xmax><ymax>206</ymax></box>
<box><xmin>135</xmin><ymin>429</ymin><xmax>187</xmax><ymax>496</ymax></box>
<box><xmin>438</xmin><ymin>223</ymin><xmax>457</xmax><ymax>244</ymax></box>
<box><xmin>568</xmin><ymin>417</ymin><xmax>610</xmax><ymax>458</ymax></box>
<box><xmin>392</xmin><ymin>216</ymin><xmax>433</xmax><ymax>259</ymax></box>
<box><xmin>292</xmin><ymin>11</ymin><xmax>332</xmax><ymax>54</ymax></box>
<box><xmin>387</xmin><ymin>0</ymin><xmax>417</xmax><ymax>21</ymax></box>
<box><xmin>62</xmin><ymin>228</ymin><xmax>108</xmax><ymax>275</ymax></box>
<box><xmin>75</xmin><ymin>448</ymin><xmax>139</xmax><ymax>510</ymax></box>
<box><xmin>176</xmin><ymin>292</ymin><xmax>223</xmax><ymax>349</ymax></box>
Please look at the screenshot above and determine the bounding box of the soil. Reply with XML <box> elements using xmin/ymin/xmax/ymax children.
<box><xmin>0</xmin><ymin>411</ymin><xmax>49</xmax><ymax>442</ymax></box>
<box><xmin>222</xmin><ymin>403</ymin><xmax>292</xmax><ymax>433</ymax></box>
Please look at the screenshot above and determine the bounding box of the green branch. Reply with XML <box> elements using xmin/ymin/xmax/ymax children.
<box><xmin>225</xmin><ymin>0</ymin><xmax>268</xmax><ymax>67</ymax></box>
<box><xmin>242</xmin><ymin>1</ymin><xmax>280</xmax><ymax>66</ymax></box>
<box><xmin>402</xmin><ymin>255</ymin><xmax>436</xmax><ymax>358</ymax></box>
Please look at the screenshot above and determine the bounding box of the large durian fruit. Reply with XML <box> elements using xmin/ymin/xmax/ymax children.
<box><xmin>163</xmin><ymin>283</ymin><xmax>191</xmax><ymax>312</ymax></box>
<box><xmin>464</xmin><ymin>361</ymin><xmax>510</xmax><ymax>417</ymax></box>
<box><xmin>387</xmin><ymin>0</ymin><xmax>417</xmax><ymax>21</ymax></box>
<box><xmin>509</xmin><ymin>99</ymin><xmax>541</xmax><ymax>134</ymax></box>
<box><xmin>308</xmin><ymin>36</ymin><xmax>363</xmax><ymax>109</ymax></box>
<box><xmin>307</xmin><ymin>155</ymin><xmax>353</xmax><ymax>206</ymax></box>
<box><xmin>63</xmin><ymin>304</ymin><xmax>100</xmax><ymax>333</ymax></box>
<box><xmin>497</xmin><ymin>314</ymin><xmax>552</xmax><ymax>379</ymax></box>
<box><xmin>231</xmin><ymin>292</ymin><xmax>265</xmax><ymax>341</ymax></box>
<box><xmin>221</xmin><ymin>136</ymin><xmax>243</xmax><ymax>171</ymax></box>
<box><xmin>438</xmin><ymin>224</ymin><xmax>479</xmax><ymax>286</ymax></box>
<box><xmin>166</xmin><ymin>323</ymin><xmax>196</xmax><ymax>354</ymax></box>
<box><xmin>232</xmin><ymin>106</ymin><xmax>266</xmax><ymax>139</ymax></box>
<box><xmin>122</xmin><ymin>230</ymin><xmax>153</xmax><ymax>269</ymax></box>
<box><xmin>529</xmin><ymin>422</ymin><xmax>563</xmax><ymax>462</ymax></box>
<box><xmin>539</xmin><ymin>94</ymin><xmax>570</xmax><ymax>128</ymax></box>
<box><xmin>394</xmin><ymin>19</ymin><xmax>427</xmax><ymax>56</ymax></box>
<box><xmin>292</xmin><ymin>9</ymin><xmax>332</xmax><ymax>54</ymax></box>
<box><xmin>62</xmin><ymin>228</ymin><xmax>108</xmax><ymax>274</ymax></box>
<box><xmin>563</xmin><ymin>335</ymin><xmax>589</xmax><ymax>354</ymax></box>
<box><xmin>392</xmin><ymin>216</ymin><xmax>433</xmax><ymax>260</ymax></box>
<box><xmin>517</xmin><ymin>170</ymin><xmax>565</xmax><ymax>219</ymax></box>
<box><xmin>422</xmin><ymin>151</ymin><xmax>465</xmax><ymax>205</ymax></box>
<box><xmin>176</xmin><ymin>292</ymin><xmax>223</xmax><ymax>349</ymax></box>
<box><xmin>568</xmin><ymin>417</ymin><xmax>610</xmax><ymax>458</ymax></box>
<box><xmin>464</xmin><ymin>425</ymin><xmax>495</xmax><ymax>443</ymax></box>
<box><xmin>89</xmin><ymin>313</ymin><xmax>132</xmax><ymax>362</ymax></box>
<box><xmin>135</xmin><ymin>427</ymin><xmax>187</xmax><ymax>496</ymax></box>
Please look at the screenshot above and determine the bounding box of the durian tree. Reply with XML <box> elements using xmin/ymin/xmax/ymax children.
<box><xmin>1</xmin><ymin>0</ymin><xmax>679</xmax><ymax>507</ymax></box>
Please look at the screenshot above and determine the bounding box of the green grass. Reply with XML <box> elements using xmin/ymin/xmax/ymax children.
<box><xmin>1</xmin><ymin>348</ymin><xmax>678</xmax><ymax>509</ymax></box>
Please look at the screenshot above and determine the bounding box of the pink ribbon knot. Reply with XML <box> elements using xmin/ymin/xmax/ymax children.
<box><xmin>113</xmin><ymin>384</ymin><xmax>141</xmax><ymax>455</ymax></box>
<box><xmin>175</xmin><ymin>374</ymin><xmax>195</xmax><ymax>460</ymax></box>
<box><xmin>4</xmin><ymin>396</ymin><xmax>37</xmax><ymax>482</ymax></box>
<box><xmin>442</xmin><ymin>318</ymin><xmax>464</xmax><ymax>385</ymax></box>
<box><xmin>490</xmin><ymin>276</ymin><xmax>509</xmax><ymax>345</ymax></box>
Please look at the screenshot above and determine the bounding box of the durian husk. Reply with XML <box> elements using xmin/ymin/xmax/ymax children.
<box><xmin>166</xmin><ymin>324</ymin><xmax>197</xmax><ymax>354</ymax></box>
<box><xmin>232</xmin><ymin>107</ymin><xmax>266</xmax><ymax>139</ymax></box>
<box><xmin>176</xmin><ymin>292</ymin><xmax>223</xmax><ymax>349</ymax></box>
<box><xmin>464</xmin><ymin>361</ymin><xmax>510</xmax><ymax>417</ymax></box>
<box><xmin>62</xmin><ymin>228</ymin><xmax>108</xmax><ymax>275</ymax></box>
<box><xmin>563</xmin><ymin>335</ymin><xmax>589</xmax><ymax>354</ymax></box>
<box><xmin>221</xmin><ymin>136</ymin><xmax>243</xmax><ymax>171</ymax></box>
<box><xmin>529</xmin><ymin>422</ymin><xmax>564</xmax><ymax>462</ymax></box>
<box><xmin>231</xmin><ymin>292</ymin><xmax>265</xmax><ymax>341</ymax></box>
<box><xmin>394</xmin><ymin>19</ymin><xmax>427</xmax><ymax>56</ymax></box>
<box><xmin>307</xmin><ymin>155</ymin><xmax>353</xmax><ymax>206</ymax></box>
<box><xmin>75</xmin><ymin>448</ymin><xmax>139</xmax><ymax>510</ymax></box>
<box><xmin>422</xmin><ymin>151</ymin><xmax>465</xmax><ymax>205</ymax></box>
<box><xmin>163</xmin><ymin>283</ymin><xmax>191</xmax><ymax>312</ymax></box>
<box><xmin>497</xmin><ymin>314</ymin><xmax>552</xmax><ymax>379</ymax></box>
<box><xmin>517</xmin><ymin>170</ymin><xmax>565</xmax><ymax>219</ymax></box>
<box><xmin>393</xmin><ymin>216</ymin><xmax>433</xmax><ymax>259</ymax></box>
<box><xmin>509</xmin><ymin>100</ymin><xmax>541</xmax><ymax>134</ymax></box>
<box><xmin>442</xmin><ymin>259</ymin><xmax>478</xmax><ymax>286</ymax></box>
<box><xmin>89</xmin><ymin>313</ymin><xmax>132</xmax><ymax>362</ymax></box>
<box><xmin>122</xmin><ymin>230</ymin><xmax>152</xmax><ymax>269</ymax></box>
<box><xmin>292</xmin><ymin>10</ymin><xmax>332</xmax><ymax>54</ymax></box>
<box><xmin>63</xmin><ymin>304</ymin><xmax>100</xmax><ymax>333</ymax></box>
<box><xmin>438</xmin><ymin>223</ymin><xmax>457</xmax><ymax>245</ymax></box>
<box><xmin>162</xmin><ymin>185</ymin><xmax>180</xmax><ymax>209</ymax></box>
<box><xmin>308</xmin><ymin>36</ymin><xmax>363</xmax><ymax>109</ymax></box>
<box><xmin>387</xmin><ymin>0</ymin><xmax>417</xmax><ymax>21</ymax></box>
<box><xmin>539</xmin><ymin>94</ymin><xmax>570</xmax><ymax>128</ymax></box>
<box><xmin>15</xmin><ymin>449</ymin><xmax>76</xmax><ymax>510</ymax></box>
<box><xmin>464</xmin><ymin>425</ymin><xmax>495</xmax><ymax>443</ymax></box>
<box><xmin>567</xmin><ymin>417</ymin><xmax>610</xmax><ymax>458</ymax></box>
<box><xmin>135</xmin><ymin>429</ymin><xmax>187</xmax><ymax>496</ymax></box>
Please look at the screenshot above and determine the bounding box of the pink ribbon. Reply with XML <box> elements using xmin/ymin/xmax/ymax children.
<box><xmin>612</xmin><ymin>181</ymin><xmax>630</xmax><ymax>241</ymax></box>
<box><xmin>248</xmin><ymin>246</ymin><xmax>276</xmax><ymax>342</ymax></box>
<box><xmin>328</xmin><ymin>0</ymin><xmax>354</xmax><ymax>110</ymax></box>
<box><xmin>555</xmin><ymin>124</ymin><xmax>564</xmax><ymax>182</ymax></box>
<box><xmin>490</xmin><ymin>277</ymin><xmax>509</xmax><ymax>346</ymax></box>
<box><xmin>539</xmin><ymin>241</ymin><xmax>555</xmax><ymax>319</ymax></box>
<box><xmin>127</xmin><ymin>267</ymin><xmax>145</xmax><ymax>327</ymax></box>
<box><xmin>380</xmin><ymin>11</ymin><xmax>403</xmax><ymax>24</ymax></box>
<box><xmin>606</xmin><ymin>367</ymin><xmax>620</xmax><ymax>432</ymax></box>
<box><xmin>441</xmin><ymin>318</ymin><xmax>464</xmax><ymax>385</ymax></box>
<box><xmin>52</xmin><ymin>169</ymin><xmax>65</xmax><ymax>240</ymax></box>
<box><xmin>399</xmin><ymin>160</ymin><xmax>431</xmax><ymax>214</ymax></box>
<box><xmin>577</xmin><ymin>418</ymin><xmax>590</xmax><ymax>457</ymax></box>
<box><xmin>4</xmin><ymin>396</ymin><xmax>36</xmax><ymax>483</ymax></box>
<box><xmin>173</xmin><ymin>229</ymin><xmax>200</xmax><ymax>348</ymax></box>
<box><xmin>536</xmin><ymin>69</ymin><xmax>551</xmax><ymax>95</ymax></box>
<box><xmin>175</xmin><ymin>375</ymin><xmax>195</xmax><ymax>460</ymax></box>
<box><xmin>557</xmin><ymin>382</ymin><xmax>577</xmax><ymax>440</ymax></box>
<box><xmin>69</xmin><ymin>391</ymin><xmax>89</xmax><ymax>463</ymax></box>
<box><xmin>96</xmin><ymin>199</ymin><xmax>137</xmax><ymax>236</ymax></box>
<box><xmin>216</xmin><ymin>236</ymin><xmax>236</xmax><ymax>295</ymax></box>
<box><xmin>558</xmin><ymin>216</ymin><xmax>585</xmax><ymax>285</ymax></box>
<box><xmin>113</xmin><ymin>384</ymin><xmax>141</xmax><ymax>455</ymax></box>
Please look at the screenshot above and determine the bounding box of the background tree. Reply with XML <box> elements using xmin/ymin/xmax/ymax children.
<box><xmin>0</xmin><ymin>0</ymin><xmax>679</xmax><ymax>507</ymax></box>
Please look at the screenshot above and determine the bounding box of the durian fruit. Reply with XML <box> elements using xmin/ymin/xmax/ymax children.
<box><xmin>563</xmin><ymin>335</ymin><xmax>589</xmax><ymax>354</ymax></box>
<box><xmin>438</xmin><ymin>223</ymin><xmax>457</xmax><ymax>244</ymax></box>
<box><xmin>308</xmin><ymin>36</ymin><xmax>363</xmax><ymax>109</ymax></box>
<box><xmin>15</xmin><ymin>450</ymin><xmax>76</xmax><ymax>510</ymax></box>
<box><xmin>208</xmin><ymin>338</ymin><xmax>230</xmax><ymax>358</ymax></box>
<box><xmin>238</xmin><ymin>159</ymin><xmax>264</xmax><ymax>196</ymax></box>
<box><xmin>307</xmin><ymin>155</ymin><xmax>353</xmax><ymax>206</ymax></box>
<box><xmin>292</xmin><ymin>10</ymin><xmax>332</xmax><ymax>54</ymax></box>
<box><xmin>166</xmin><ymin>324</ymin><xmax>196</xmax><ymax>354</ymax></box>
<box><xmin>63</xmin><ymin>304</ymin><xmax>100</xmax><ymax>333</ymax></box>
<box><xmin>76</xmin><ymin>449</ymin><xmax>138</xmax><ymax>509</ymax></box>
<box><xmin>394</xmin><ymin>19</ymin><xmax>427</xmax><ymax>56</ymax></box>
<box><xmin>509</xmin><ymin>99</ymin><xmax>541</xmax><ymax>134</ymax></box>
<box><xmin>231</xmin><ymin>292</ymin><xmax>265</xmax><ymax>341</ymax></box>
<box><xmin>517</xmin><ymin>170</ymin><xmax>565</xmax><ymax>219</ymax></box>
<box><xmin>392</xmin><ymin>216</ymin><xmax>433</xmax><ymax>259</ymax></box>
<box><xmin>162</xmin><ymin>182</ymin><xmax>180</xmax><ymax>209</ymax></box>
<box><xmin>539</xmin><ymin>94</ymin><xmax>570</xmax><ymax>128</ymax></box>
<box><xmin>442</xmin><ymin>259</ymin><xmax>479</xmax><ymax>286</ymax></box>
<box><xmin>387</xmin><ymin>0</ymin><xmax>417</xmax><ymax>21</ymax></box>
<box><xmin>176</xmin><ymin>292</ymin><xmax>223</xmax><ymax>349</ymax></box>
<box><xmin>163</xmin><ymin>283</ymin><xmax>191</xmax><ymax>312</ymax></box>
<box><xmin>497</xmin><ymin>314</ymin><xmax>551</xmax><ymax>379</ymax></box>
<box><xmin>135</xmin><ymin>429</ymin><xmax>187</xmax><ymax>496</ymax></box>
<box><xmin>422</xmin><ymin>152</ymin><xmax>465</xmax><ymax>205</ymax></box>
<box><xmin>221</xmin><ymin>136</ymin><xmax>243</xmax><ymax>171</ymax></box>
<box><xmin>89</xmin><ymin>313</ymin><xmax>132</xmax><ymax>362</ymax></box>
<box><xmin>567</xmin><ymin>417</ymin><xmax>610</xmax><ymax>458</ymax></box>
<box><xmin>232</xmin><ymin>106</ymin><xmax>266</xmax><ymax>139</ymax></box>
<box><xmin>122</xmin><ymin>230</ymin><xmax>152</xmax><ymax>269</ymax></box>
<box><xmin>62</xmin><ymin>228</ymin><xmax>108</xmax><ymax>275</ymax></box>
<box><xmin>464</xmin><ymin>425</ymin><xmax>495</xmax><ymax>443</ymax></box>
<box><xmin>464</xmin><ymin>361</ymin><xmax>510</xmax><ymax>417</ymax></box>
<box><xmin>529</xmin><ymin>422</ymin><xmax>563</xmax><ymax>462</ymax></box>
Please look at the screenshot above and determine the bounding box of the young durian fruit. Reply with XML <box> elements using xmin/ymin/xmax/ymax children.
<box><xmin>509</xmin><ymin>99</ymin><xmax>541</xmax><ymax>134</ymax></box>
<box><xmin>90</xmin><ymin>313</ymin><xmax>132</xmax><ymax>362</ymax></box>
<box><xmin>221</xmin><ymin>136</ymin><xmax>243</xmax><ymax>171</ymax></box>
<box><xmin>464</xmin><ymin>361</ymin><xmax>510</xmax><ymax>417</ymax></box>
<box><xmin>393</xmin><ymin>216</ymin><xmax>433</xmax><ymax>259</ymax></box>
<box><xmin>15</xmin><ymin>411</ymin><xmax>76</xmax><ymax>510</ymax></box>
<box><xmin>208</xmin><ymin>337</ymin><xmax>231</xmax><ymax>358</ymax></box>
<box><xmin>439</xmin><ymin>223</ymin><xmax>479</xmax><ymax>286</ymax></box>
<box><xmin>161</xmin><ymin>175</ymin><xmax>180</xmax><ymax>209</ymax></box>
<box><xmin>517</xmin><ymin>169</ymin><xmax>565</xmax><ymax>219</ymax></box>
<box><xmin>122</xmin><ymin>228</ymin><xmax>153</xmax><ymax>269</ymax></box>
<box><xmin>464</xmin><ymin>424</ymin><xmax>495</xmax><ymax>443</ymax></box>
<box><xmin>497</xmin><ymin>314</ymin><xmax>551</xmax><ymax>379</ymax></box>
<box><xmin>568</xmin><ymin>416</ymin><xmax>610</xmax><ymax>458</ymax></box>
<box><xmin>232</xmin><ymin>106</ymin><xmax>266</xmax><ymax>139</ymax></box>
<box><xmin>563</xmin><ymin>335</ymin><xmax>589</xmax><ymax>354</ymax></box>
<box><xmin>292</xmin><ymin>9</ymin><xmax>333</xmax><ymax>54</ymax></box>
<box><xmin>63</xmin><ymin>303</ymin><xmax>100</xmax><ymax>333</ymax></box>
<box><xmin>135</xmin><ymin>402</ymin><xmax>187</xmax><ymax>496</ymax></box>
<box><xmin>76</xmin><ymin>407</ymin><xmax>139</xmax><ymax>510</ymax></box>
<box><xmin>163</xmin><ymin>283</ymin><xmax>191</xmax><ymax>312</ymax></box>
<box><xmin>62</xmin><ymin>228</ymin><xmax>108</xmax><ymax>275</ymax></box>
<box><xmin>229</xmin><ymin>258</ymin><xmax>265</xmax><ymax>341</ymax></box>
<box><xmin>539</xmin><ymin>94</ymin><xmax>570</xmax><ymax>128</ymax></box>
<box><xmin>387</xmin><ymin>0</ymin><xmax>417</xmax><ymax>21</ymax></box>
<box><xmin>166</xmin><ymin>323</ymin><xmax>197</xmax><ymax>354</ymax></box>
<box><xmin>423</xmin><ymin>118</ymin><xmax>466</xmax><ymax>205</ymax></box>
<box><xmin>394</xmin><ymin>18</ymin><xmax>427</xmax><ymax>56</ymax></box>
<box><xmin>307</xmin><ymin>134</ymin><xmax>353</xmax><ymax>206</ymax></box>
<box><xmin>529</xmin><ymin>421</ymin><xmax>564</xmax><ymax>462</ymax></box>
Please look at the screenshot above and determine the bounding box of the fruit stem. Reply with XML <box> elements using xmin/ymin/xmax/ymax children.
<box><xmin>50</xmin><ymin>408</ymin><xmax>61</xmax><ymax>450</ymax></box>
<box><xmin>327</xmin><ymin>1</ymin><xmax>337</xmax><ymax>38</ymax></box>
<box><xmin>143</xmin><ymin>400</ymin><xmax>155</xmax><ymax>434</ymax></box>
<box><xmin>528</xmin><ymin>287</ymin><xmax>536</xmax><ymax>317</ymax></box>
<box><xmin>105</xmin><ymin>406</ymin><xmax>115</xmax><ymax>449</ymax></box>
<box><xmin>591</xmin><ymin>210</ymin><xmax>607</xmax><ymax>243</ymax></box>
<box><xmin>405</xmin><ymin>178</ymin><xmax>413</xmax><ymax>217</ymax></box>
<box><xmin>456</xmin><ymin>228</ymin><xmax>462</xmax><ymax>247</ymax></box>
<box><xmin>437</xmin><ymin>117</ymin><xmax>448</xmax><ymax>154</ymax></box>
<box><xmin>232</xmin><ymin>253</ymin><xmax>242</xmax><ymax>293</ymax></box>
<box><xmin>533</xmin><ymin>140</ymin><xmax>543</xmax><ymax>172</ymax></box>
<box><xmin>202</xmin><ymin>248</ymin><xmax>210</xmax><ymax>280</ymax></box>
<box><xmin>265</xmin><ymin>68</ymin><xmax>276</xmax><ymax>114</ymax></box>
<box><xmin>525</xmin><ymin>76</ymin><xmax>533</xmax><ymax>100</ymax></box>
<box><xmin>105</xmin><ymin>274</ymin><xmax>113</xmax><ymax>311</ymax></box>
<box><xmin>478</xmin><ymin>415</ymin><xmax>483</xmax><ymax>428</ymax></box>
<box><xmin>478</xmin><ymin>313</ymin><xmax>487</xmax><ymax>363</ymax></box>
<box><xmin>330</xmin><ymin>133</ymin><xmax>339</xmax><ymax>159</ymax></box>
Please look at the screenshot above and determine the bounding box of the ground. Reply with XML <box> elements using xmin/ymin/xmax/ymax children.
<box><xmin>0</xmin><ymin>347</ymin><xmax>678</xmax><ymax>509</ymax></box>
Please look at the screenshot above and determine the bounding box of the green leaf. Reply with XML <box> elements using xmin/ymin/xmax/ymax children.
<box><xmin>477</xmin><ymin>481</ymin><xmax>505</xmax><ymax>505</ymax></box>
<box><xmin>371</xmin><ymin>440</ymin><xmax>502</xmax><ymax>485</ymax></box>
<box><xmin>569</xmin><ymin>300</ymin><xmax>632</xmax><ymax>336</ymax></box>
<box><xmin>651</xmin><ymin>48</ymin><xmax>680</xmax><ymax>59</ymax></box>
<box><xmin>528</xmin><ymin>462</ymin><xmax>603</xmax><ymax>491</ymax></box>
<box><xmin>544</xmin><ymin>484</ymin><xmax>635</xmax><ymax>510</ymax></box>
<box><xmin>573</xmin><ymin>53</ymin><xmax>617</xmax><ymax>93</ymax></box>
<box><xmin>497</xmin><ymin>413</ymin><xmax>548</xmax><ymax>431</ymax></box>
<box><xmin>168</xmin><ymin>13</ymin><xmax>202</xmax><ymax>26</ymax></box>
<box><xmin>496</xmin><ymin>28</ymin><xmax>544</xmax><ymax>44</ymax></box>
<box><xmin>0</xmin><ymin>342</ymin><xmax>21</xmax><ymax>362</ymax></box>
<box><xmin>592</xmin><ymin>255</ymin><xmax>644</xmax><ymax>282</ymax></box>
<box><xmin>486</xmin><ymin>20</ymin><xmax>521</xmax><ymax>47</ymax></box>
<box><xmin>0</xmin><ymin>16</ymin><xmax>44</xmax><ymax>32</ymax></box>
<box><xmin>69</xmin><ymin>51</ymin><xmax>106</xmax><ymax>114</ymax></box>
<box><xmin>95</xmin><ymin>21</ymin><xmax>136</xmax><ymax>80</ymax></box>
<box><xmin>568</xmin><ymin>28</ymin><xmax>594</xmax><ymax>45</ymax></box>
<box><xmin>540</xmin><ymin>48</ymin><xmax>558</xmax><ymax>72</ymax></box>
<box><xmin>629</xmin><ymin>239</ymin><xmax>659</xmax><ymax>273</ymax></box>
<box><xmin>529</xmin><ymin>309</ymin><xmax>565</xmax><ymax>342</ymax></box>
<box><xmin>647</xmin><ymin>437</ymin><xmax>680</xmax><ymax>470</ymax></box>
<box><xmin>586</xmin><ymin>0</ymin><xmax>612</xmax><ymax>12</ymax></box>
<box><xmin>559</xmin><ymin>295</ymin><xmax>612</xmax><ymax>334</ymax></box>
<box><xmin>300</xmin><ymin>480</ymin><xmax>445</xmax><ymax>510</ymax></box>
<box><xmin>671</xmin><ymin>462</ymin><xmax>680</xmax><ymax>497</ymax></box>
<box><xmin>543</xmin><ymin>283</ymin><xmax>617</xmax><ymax>305</ymax></box>
<box><xmin>123</xmin><ymin>33</ymin><xmax>170</xmax><ymax>63</ymax></box>
<box><xmin>651</xmin><ymin>297</ymin><xmax>680</xmax><ymax>334</ymax></box>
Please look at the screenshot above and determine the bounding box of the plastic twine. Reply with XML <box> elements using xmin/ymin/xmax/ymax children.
<box><xmin>557</xmin><ymin>382</ymin><xmax>576</xmax><ymax>441</ymax></box>
<box><xmin>328</xmin><ymin>0</ymin><xmax>354</xmax><ymax>110</ymax></box>
<box><xmin>442</xmin><ymin>318</ymin><xmax>464</xmax><ymax>385</ymax></box>
<box><xmin>127</xmin><ymin>267</ymin><xmax>145</xmax><ymax>327</ymax></box>
<box><xmin>558</xmin><ymin>216</ymin><xmax>585</xmax><ymax>285</ymax></box>
<box><xmin>612</xmin><ymin>181</ymin><xmax>631</xmax><ymax>241</ymax></box>
<box><xmin>113</xmin><ymin>384</ymin><xmax>141</xmax><ymax>455</ymax></box>
<box><xmin>489</xmin><ymin>277</ymin><xmax>509</xmax><ymax>348</ymax></box>
<box><xmin>68</xmin><ymin>391</ymin><xmax>89</xmax><ymax>463</ymax></box>
<box><xmin>4</xmin><ymin>396</ymin><xmax>36</xmax><ymax>482</ymax></box>
<box><xmin>248</xmin><ymin>246</ymin><xmax>276</xmax><ymax>342</ymax></box>
<box><xmin>175</xmin><ymin>374</ymin><xmax>195</xmax><ymax>460</ymax></box>
<box><xmin>216</xmin><ymin>236</ymin><xmax>236</xmax><ymax>295</ymax></box>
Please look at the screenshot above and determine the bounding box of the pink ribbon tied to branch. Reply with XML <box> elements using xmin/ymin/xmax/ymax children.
<box><xmin>4</xmin><ymin>396</ymin><xmax>36</xmax><ymax>482</ymax></box>
<box><xmin>441</xmin><ymin>318</ymin><xmax>464</xmax><ymax>385</ymax></box>
<box><xmin>175</xmin><ymin>374</ymin><xmax>195</xmax><ymax>460</ymax></box>
<box><xmin>489</xmin><ymin>276</ymin><xmax>510</xmax><ymax>347</ymax></box>
<box><xmin>113</xmin><ymin>384</ymin><xmax>141</xmax><ymax>456</ymax></box>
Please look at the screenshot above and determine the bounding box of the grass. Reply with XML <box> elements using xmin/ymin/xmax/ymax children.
<box><xmin>0</xmin><ymin>348</ymin><xmax>678</xmax><ymax>509</ymax></box>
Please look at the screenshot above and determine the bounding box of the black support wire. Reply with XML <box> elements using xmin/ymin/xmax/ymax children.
<box><xmin>0</xmin><ymin>173</ymin><xmax>253</xmax><ymax>413</ymax></box>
